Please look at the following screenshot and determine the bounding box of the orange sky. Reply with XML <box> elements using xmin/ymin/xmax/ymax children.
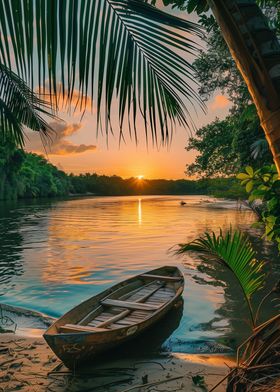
<box><xmin>24</xmin><ymin>8</ymin><xmax>231</xmax><ymax>180</ymax></box>
<box><xmin>25</xmin><ymin>93</ymin><xmax>230</xmax><ymax>179</ymax></box>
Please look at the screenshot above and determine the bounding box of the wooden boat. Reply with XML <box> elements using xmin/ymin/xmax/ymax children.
<box><xmin>43</xmin><ymin>266</ymin><xmax>184</xmax><ymax>369</ymax></box>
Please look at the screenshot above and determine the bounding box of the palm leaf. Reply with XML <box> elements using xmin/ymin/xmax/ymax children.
<box><xmin>176</xmin><ymin>229</ymin><xmax>266</xmax><ymax>328</ymax></box>
<box><xmin>0</xmin><ymin>63</ymin><xmax>55</xmax><ymax>146</ymax></box>
<box><xmin>0</xmin><ymin>0</ymin><xmax>204</xmax><ymax>144</ymax></box>
<box><xmin>251</xmin><ymin>138</ymin><xmax>269</xmax><ymax>159</ymax></box>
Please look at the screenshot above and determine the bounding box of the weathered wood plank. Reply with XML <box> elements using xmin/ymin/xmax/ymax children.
<box><xmin>152</xmin><ymin>293</ymin><xmax>173</xmax><ymax>298</ymax></box>
<box><xmin>88</xmin><ymin>322</ymin><xmax>99</xmax><ymax>327</ymax></box>
<box><xmin>128</xmin><ymin>314</ymin><xmax>147</xmax><ymax>320</ymax></box>
<box><xmin>119</xmin><ymin>281</ymin><xmax>160</xmax><ymax>301</ymax></box>
<box><xmin>78</xmin><ymin>281</ymin><xmax>142</xmax><ymax>325</ymax></box>
<box><xmin>60</xmin><ymin>324</ymin><xmax>108</xmax><ymax>333</ymax></box>
<box><xmin>95</xmin><ymin>283</ymin><xmax>164</xmax><ymax>328</ymax></box>
<box><xmin>114</xmin><ymin>319</ymin><xmax>135</xmax><ymax>326</ymax></box>
<box><xmin>101</xmin><ymin>299</ymin><xmax>159</xmax><ymax>311</ymax></box>
<box><xmin>141</xmin><ymin>274</ymin><xmax>182</xmax><ymax>282</ymax></box>
<box><xmin>132</xmin><ymin>311</ymin><xmax>151</xmax><ymax>316</ymax></box>
<box><xmin>145</xmin><ymin>296</ymin><xmax>173</xmax><ymax>304</ymax></box>
<box><xmin>94</xmin><ymin>316</ymin><xmax>110</xmax><ymax>322</ymax></box>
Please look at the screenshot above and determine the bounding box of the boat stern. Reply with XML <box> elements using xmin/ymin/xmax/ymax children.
<box><xmin>43</xmin><ymin>331</ymin><xmax>92</xmax><ymax>368</ymax></box>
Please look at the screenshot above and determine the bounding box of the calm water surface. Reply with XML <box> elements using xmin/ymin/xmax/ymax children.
<box><xmin>0</xmin><ymin>195</ymin><xmax>279</xmax><ymax>353</ymax></box>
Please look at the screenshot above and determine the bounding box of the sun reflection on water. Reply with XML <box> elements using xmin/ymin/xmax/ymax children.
<box><xmin>138</xmin><ymin>198</ymin><xmax>142</xmax><ymax>225</ymax></box>
<box><xmin>0</xmin><ymin>195</ymin><xmax>265</xmax><ymax>350</ymax></box>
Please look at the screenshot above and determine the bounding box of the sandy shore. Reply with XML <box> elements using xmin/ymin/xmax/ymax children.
<box><xmin>0</xmin><ymin>333</ymin><xmax>235</xmax><ymax>392</ymax></box>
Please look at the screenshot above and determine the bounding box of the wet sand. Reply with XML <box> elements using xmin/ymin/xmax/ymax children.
<box><xmin>0</xmin><ymin>333</ymin><xmax>234</xmax><ymax>392</ymax></box>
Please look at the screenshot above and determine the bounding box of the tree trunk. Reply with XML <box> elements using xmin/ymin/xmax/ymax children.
<box><xmin>207</xmin><ymin>0</ymin><xmax>280</xmax><ymax>175</ymax></box>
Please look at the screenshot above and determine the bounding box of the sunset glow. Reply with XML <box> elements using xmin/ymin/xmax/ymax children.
<box><xmin>25</xmin><ymin>93</ymin><xmax>231</xmax><ymax>179</ymax></box>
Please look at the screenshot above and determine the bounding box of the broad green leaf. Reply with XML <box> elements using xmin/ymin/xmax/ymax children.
<box><xmin>245</xmin><ymin>166</ymin><xmax>254</xmax><ymax>176</ymax></box>
<box><xmin>266</xmin><ymin>215</ymin><xmax>277</xmax><ymax>223</ymax></box>
<box><xmin>262</xmin><ymin>174</ymin><xmax>271</xmax><ymax>182</ymax></box>
<box><xmin>259</xmin><ymin>185</ymin><xmax>270</xmax><ymax>191</ymax></box>
<box><xmin>236</xmin><ymin>173</ymin><xmax>250</xmax><ymax>180</ymax></box>
<box><xmin>246</xmin><ymin>180</ymin><xmax>254</xmax><ymax>193</ymax></box>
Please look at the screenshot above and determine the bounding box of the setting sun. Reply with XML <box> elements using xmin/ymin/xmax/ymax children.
<box><xmin>137</xmin><ymin>175</ymin><xmax>144</xmax><ymax>180</ymax></box>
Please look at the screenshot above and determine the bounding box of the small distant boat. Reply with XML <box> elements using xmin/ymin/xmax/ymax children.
<box><xmin>180</xmin><ymin>201</ymin><xmax>186</xmax><ymax>205</ymax></box>
<box><xmin>43</xmin><ymin>266</ymin><xmax>184</xmax><ymax>369</ymax></box>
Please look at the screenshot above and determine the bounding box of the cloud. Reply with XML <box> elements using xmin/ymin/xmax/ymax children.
<box><xmin>210</xmin><ymin>95</ymin><xmax>230</xmax><ymax>110</ymax></box>
<box><xmin>56</xmin><ymin>89</ymin><xmax>93</xmax><ymax>112</ymax></box>
<box><xmin>36</xmin><ymin>85</ymin><xmax>94</xmax><ymax>113</ymax></box>
<box><xmin>26</xmin><ymin>121</ymin><xmax>96</xmax><ymax>156</ymax></box>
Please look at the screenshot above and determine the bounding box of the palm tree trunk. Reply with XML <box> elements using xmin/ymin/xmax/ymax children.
<box><xmin>207</xmin><ymin>0</ymin><xmax>280</xmax><ymax>174</ymax></box>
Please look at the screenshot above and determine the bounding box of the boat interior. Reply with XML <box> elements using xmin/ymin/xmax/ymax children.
<box><xmin>58</xmin><ymin>269</ymin><xmax>183</xmax><ymax>334</ymax></box>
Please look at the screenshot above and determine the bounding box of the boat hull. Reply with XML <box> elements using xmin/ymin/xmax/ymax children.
<box><xmin>43</xmin><ymin>266</ymin><xmax>184</xmax><ymax>369</ymax></box>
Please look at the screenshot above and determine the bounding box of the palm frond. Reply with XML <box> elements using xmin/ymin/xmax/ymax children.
<box><xmin>0</xmin><ymin>63</ymin><xmax>55</xmax><ymax>146</ymax></box>
<box><xmin>176</xmin><ymin>229</ymin><xmax>266</xmax><ymax>327</ymax></box>
<box><xmin>251</xmin><ymin>138</ymin><xmax>269</xmax><ymax>159</ymax></box>
<box><xmin>0</xmin><ymin>0</ymin><xmax>204</xmax><ymax>144</ymax></box>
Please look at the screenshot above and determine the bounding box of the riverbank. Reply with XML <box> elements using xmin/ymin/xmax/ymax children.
<box><xmin>0</xmin><ymin>303</ymin><xmax>235</xmax><ymax>391</ymax></box>
<box><xmin>0</xmin><ymin>146</ymin><xmax>246</xmax><ymax>202</ymax></box>
<box><xmin>0</xmin><ymin>333</ymin><xmax>234</xmax><ymax>391</ymax></box>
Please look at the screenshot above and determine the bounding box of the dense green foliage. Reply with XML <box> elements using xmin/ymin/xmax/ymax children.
<box><xmin>186</xmin><ymin>106</ymin><xmax>272</xmax><ymax>177</ymax></box>
<box><xmin>184</xmin><ymin>12</ymin><xmax>273</xmax><ymax>177</ymax></box>
<box><xmin>0</xmin><ymin>139</ymin><xmax>71</xmax><ymax>200</ymax></box>
<box><xmin>258</xmin><ymin>1</ymin><xmax>280</xmax><ymax>34</ymax></box>
<box><xmin>237</xmin><ymin>165</ymin><xmax>280</xmax><ymax>251</ymax></box>
<box><xmin>0</xmin><ymin>138</ymin><xmax>25</xmax><ymax>200</ymax></box>
<box><xmin>200</xmin><ymin>177</ymin><xmax>246</xmax><ymax>199</ymax></box>
<box><xmin>193</xmin><ymin>16</ymin><xmax>250</xmax><ymax>110</ymax></box>
<box><xmin>176</xmin><ymin>229</ymin><xmax>266</xmax><ymax>328</ymax></box>
<box><xmin>70</xmin><ymin>173</ymin><xmax>245</xmax><ymax>198</ymax></box>
<box><xmin>160</xmin><ymin>0</ymin><xmax>279</xmax><ymax>30</ymax></box>
<box><xmin>0</xmin><ymin>139</ymin><xmax>245</xmax><ymax>201</ymax></box>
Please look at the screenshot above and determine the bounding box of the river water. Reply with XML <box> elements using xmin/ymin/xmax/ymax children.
<box><xmin>0</xmin><ymin>195</ymin><xmax>279</xmax><ymax>354</ymax></box>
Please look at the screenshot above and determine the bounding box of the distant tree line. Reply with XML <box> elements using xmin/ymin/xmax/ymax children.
<box><xmin>70</xmin><ymin>173</ymin><xmax>245</xmax><ymax>199</ymax></box>
<box><xmin>0</xmin><ymin>138</ymin><xmax>245</xmax><ymax>201</ymax></box>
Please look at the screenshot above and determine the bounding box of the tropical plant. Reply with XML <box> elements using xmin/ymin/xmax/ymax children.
<box><xmin>237</xmin><ymin>165</ymin><xmax>280</xmax><ymax>250</ymax></box>
<box><xmin>196</xmin><ymin>0</ymin><xmax>280</xmax><ymax>175</ymax></box>
<box><xmin>176</xmin><ymin>229</ymin><xmax>266</xmax><ymax>328</ymax></box>
<box><xmin>0</xmin><ymin>63</ymin><xmax>55</xmax><ymax>146</ymax></box>
<box><xmin>258</xmin><ymin>0</ymin><xmax>280</xmax><ymax>34</ymax></box>
<box><xmin>250</xmin><ymin>138</ymin><xmax>269</xmax><ymax>160</ymax></box>
<box><xmin>185</xmin><ymin>107</ymin><xmax>273</xmax><ymax>177</ymax></box>
<box><xmin>153</xmin><ymin>0</ymin><xmax>280</xmax><ymax>176</ymax></box>
<box><xmin>2</xmin><ymin>0</ymin><xmax>280</xmax><ymax>170</ymax></box>
<box><xmin>0</xmin><ymin>1</ymin><xmax>204</xmax><ymax>146</ymax></box>
<box><xmin>192</xmin><ymin>14</ymin><xmax>250</xmax><ymax>111</ymax></box>
<box><xmin>0</xmin><ymin>136</ymin><xmax>72</xmax><ymax>200</ymax></box>
<box><xmin>184</xmin><ymin>11</ymin><xmax>273</xmax><ymax>177</ymax></box>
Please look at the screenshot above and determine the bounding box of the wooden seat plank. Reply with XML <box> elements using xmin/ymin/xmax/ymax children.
<box><xmin>114</xmin><ymin>319</ymin><xmax>136</xmax><ymax>326</ymax></box>
<box><xmin>60</xmin><ymin>324</ymin><xmax>108</xmax><ymax>333</ymax></box>
<box><xmin>101</xmin><ymin>299</ymin><xmax>160</xmax><ymax>311</ymax></box>
<box><xmin>93</xmin><ymin>283</ymin><xmax>164</xmax><ymax>329</ymax></box>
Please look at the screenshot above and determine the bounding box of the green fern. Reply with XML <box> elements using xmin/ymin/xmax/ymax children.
<box><xmin>176</xmin><ymin>229</ymin><xmax>266</xmax><ymax>328</ymax></box>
